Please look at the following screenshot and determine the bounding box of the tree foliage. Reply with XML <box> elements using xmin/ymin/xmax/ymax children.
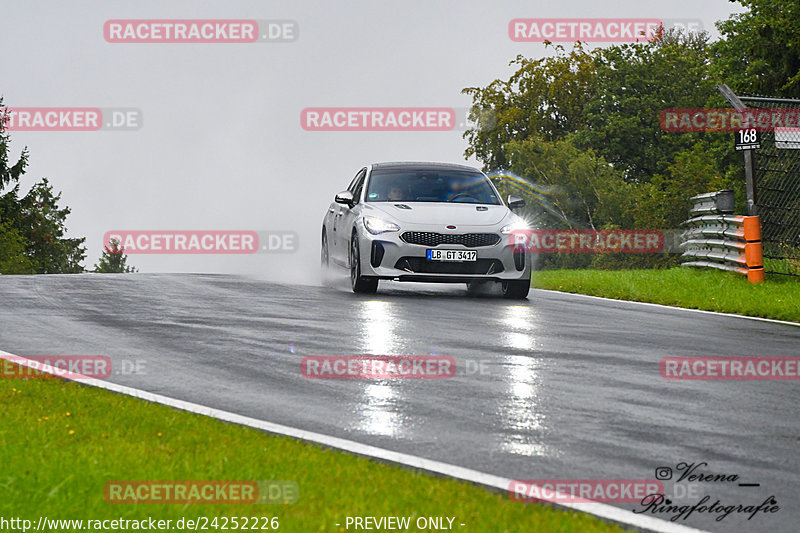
<box><xmin>1</xmin><ymin>99</ymin><xmax>87</xmax><ymax>274</ymax></box>
<box><xmin>0</xmin><ymin>221</ymin><xmax>34</xmax><ymax>274</ymax></box>
<box><xmin>94</xmin><ymin>238</ymin><xmax>137</xmax><ymax>273</ymax></box>
<box><xmin>463</xmin><ymin>45</ymin><xmax>598</xmax><ymax>171</ymax></box>
<box><xmin>574</xmin><ymin>31</ymin><xmax>715</xmax><ymax>183</ymax></box>
<box><xmin>462</xmin><ymin>1</ymin><xmax>798</xmax><ymax>271</ymax></box>
<box><xmin>464</xmin><ymin>31</ymin><xmax>718</xmax><ymax>183</ymax></box>
<box><xmin>497</xmin><ymin>135</ymin><xmax>638</xmax><ymax>230</ymax></box>
<box><xmin>712</xmin><ymin>0</ymin><xmax>800</xmax><ymax>97</ymax></box>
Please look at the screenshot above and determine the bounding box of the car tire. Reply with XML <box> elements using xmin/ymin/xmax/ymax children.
<box><xmin>350</xmin><ymin>232</ymin><xmax>378</xmax><ymax>294</ymax></box>
<box><xmin>501</xmin><ymin>279</ymin><xmax>530</xmax><ymax>299</ymax></box>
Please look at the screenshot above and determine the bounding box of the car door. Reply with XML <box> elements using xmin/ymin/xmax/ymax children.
<box><xmin>332</xmin><ymin>167</ymin><xmax>366</xmax><ymax>265</ymax></box>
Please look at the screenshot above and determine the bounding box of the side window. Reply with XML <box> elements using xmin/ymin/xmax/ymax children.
<box><xmin>350</xmin><ymin>168</ymin><xmax>367</xmax><ymax>203</ymax></box>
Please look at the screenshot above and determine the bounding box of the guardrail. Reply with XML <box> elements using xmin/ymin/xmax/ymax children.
<box><xmin>680</xmin><ymin>190</ymin><xmax>765</xmax><ymax>283</ymax></box>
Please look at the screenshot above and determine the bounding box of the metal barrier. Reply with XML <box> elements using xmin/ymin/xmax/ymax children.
<box><xmin>680</xmin><ymin>190</ymin><xmax>765</xmax><ymax>283</ymax></box>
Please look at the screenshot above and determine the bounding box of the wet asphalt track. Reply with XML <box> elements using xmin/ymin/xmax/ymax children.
<box><xmin>1</xmin><ymin>273</ymin><xmax>799</xmax><ymax>532</ymax></box>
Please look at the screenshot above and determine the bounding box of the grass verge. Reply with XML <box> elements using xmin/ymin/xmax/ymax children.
<box><xmin>0</xmin><ymin>362</ymin><xmax>625</xmax><ymax>533</ymax></box>
<box><xmin>532</xmin><ymin>267</ymin><xmax>800</xmax><ymax>323</ymax></box>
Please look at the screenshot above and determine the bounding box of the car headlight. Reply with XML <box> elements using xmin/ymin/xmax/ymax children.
<box><xmin>501</xmin><ymin>220</ymin><xmax>530</xmax><ymax>234</ymax></box>
<box><xmin>363</xmin><ymin>216</ymin><xmax>400</xmax><ymax>235</ymax></box>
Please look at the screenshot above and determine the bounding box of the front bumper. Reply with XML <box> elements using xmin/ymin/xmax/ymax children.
<box><xmin>356</xmin><ymin>225</ymin><xmax>531</xmax><ymax>282</ymax></box>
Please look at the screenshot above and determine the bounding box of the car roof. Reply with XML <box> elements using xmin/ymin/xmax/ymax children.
<box><xmin>369</xmin><ymin>161</ymin><xmax>482</xmax><ymax>173</ymax></box>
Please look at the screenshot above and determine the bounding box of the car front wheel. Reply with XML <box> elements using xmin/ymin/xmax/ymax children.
<box><xmin>350</xmin><ymin>233</ymin><xmax>378</xmax><ymax>294</ymax></box>
<box><xmin>501</xmin><ymin>279</ymin><xmax>530</xmax><ymax>299</ymax></box>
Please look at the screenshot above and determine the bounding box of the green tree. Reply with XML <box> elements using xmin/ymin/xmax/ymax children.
<box><xmin>633</xmin><ymin>141</ymin><xmax>742</xmax><ymax>230</ymax></box>
<box><xmin>464</xmin><ymin>31</ymin><xmax>717</xmax><ymax>183</ymax></box>
<box><xmin>499</xmin><ymin>135</ymin><xmax>639</xmax><ymax>230</ymax></box>
<box><xmin>0</xmin><ymin>99</ymin><xmax>87</xmax><ymax>274</ymax></box>
<box><xmin>0</xmin><ymin>221</ymin><xmax>34</xmax><ymax>274</ymax></box>
<box><xmin>462</xmin><ymin>44</ymin><xmax>598</xmax><ymax>171</ymax></box>
<box><xmin>0</xmin><ymin>105</ymin><xmax>28</xmax><ymax>191</ymax></box>
<box><xmin>462</xmin><ymin>30</ymin><xmax>749</xmax><ymax>269</ymax></box>
<box><xmin>0</xmin><ymin>103</ymin><xmax>31</xmax><ymax>272</ymax></box>
<box><xmin>14</xmin><ymin>179</ymin><xmax>86</xmax><ymax>273</ymax></box>
<box><xmin>94</xmin><ymin>238</ymin><xmax>137</xmax><ymax>273</ymax></box>
<box><xmin>499</xmin><ymin>135</ymin><xmax>653</xmax><ymax>269</ymax></box>
<box><xmin>462</xmin><ymin>4</ymin><xmax>800</xmax><ymax>270</ymax></box>
<box><xmin>712</xmin><ymin>0</ymin><xmax>800</xmax><ymax>97</ymax></box>
<box><xmin>575</xmin><ymin>30</ymin><xmax>716</xmax><ymax>182</ymax></box>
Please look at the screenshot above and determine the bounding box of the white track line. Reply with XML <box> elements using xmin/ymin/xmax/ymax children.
<box><xmin>534</xmin><ymin>288</ymin><xmax>800</xmax><ymax>327</ymax></box>
<box><xmin>1</xmin><ymin>351</ymin><xmax>707</xmax><ymax>533</ymax></box>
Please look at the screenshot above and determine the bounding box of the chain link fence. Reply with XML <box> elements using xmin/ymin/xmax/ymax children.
<box><xmin>739</xmin><ymin>94</ymin><xmax>800</xmax><ymax>277</ymax></box>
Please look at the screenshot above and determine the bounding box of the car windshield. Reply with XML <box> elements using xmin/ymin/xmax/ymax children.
<box><xmin>365</xmin><ymin>169</ymin><xmax>501</xmax><ymax>205</ymax></box>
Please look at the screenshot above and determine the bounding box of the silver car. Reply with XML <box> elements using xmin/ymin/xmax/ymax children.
<box><xmin>321</xmin><ymin>162</ymin><xmax>531</xmax><ymax>298</ymax></box>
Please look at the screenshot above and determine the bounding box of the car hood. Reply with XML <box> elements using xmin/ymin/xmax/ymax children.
<box><xmin>367</xmin><ymin>202</ymin><xmax>509</xmax><ymax>226</ymax></box>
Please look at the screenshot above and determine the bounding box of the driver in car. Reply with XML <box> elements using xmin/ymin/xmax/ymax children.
<box><xmin>388</xmin><ymin>185</ymin><xmax>405</xmax><ymax>202</ymax></box>
<box><xmin>448</xmin><ymin>176</ymin><xmax>474</xmax><ymax>201</ymax></box>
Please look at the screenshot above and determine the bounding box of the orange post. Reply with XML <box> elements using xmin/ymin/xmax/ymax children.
<box><xmin>742</xmin><ymin>216</ymin><xmax>764</xmax><ymax>283</ymax></box>
<box><xmin>742</xmin><ymin>216</ymin><xmax>762</xmax><ymax>242</ymax></box>
<box><xmin>744</xmin><ymin>242</ymin><xmax>762</xmax><ymax>268</ymax></box>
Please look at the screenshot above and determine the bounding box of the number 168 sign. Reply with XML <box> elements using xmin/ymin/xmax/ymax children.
<box><xmin>735</xmin><ymin>128</ymin><xmax>760</xmax><ymax>151</ymax></box>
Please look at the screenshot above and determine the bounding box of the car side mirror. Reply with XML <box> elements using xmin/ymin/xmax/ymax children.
<box><xmin>507</xmin><ymin>195</ymin><xmax>525</xmax><ymax>210</ymax></box>
<box><xmin>335</xmin><ymin>191</ymin><xmax>354</xmax><ymax>207</ymax></box>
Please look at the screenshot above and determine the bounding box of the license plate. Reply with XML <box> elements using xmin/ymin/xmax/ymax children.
<box><xmin>426</xmin><ymin>249</ymin><xmax>477</xmax><ymax>262</ymax></box>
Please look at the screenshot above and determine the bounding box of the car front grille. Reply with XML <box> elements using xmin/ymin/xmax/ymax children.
<box><xmin>394</xmin><ymin>257</ymin><xmax>505</xmax><ymax>275</ymax></box>
<box><xmin>400</xmin><ymin>232</ymin><xmax>500</xmax><ymax>247</ymax></box>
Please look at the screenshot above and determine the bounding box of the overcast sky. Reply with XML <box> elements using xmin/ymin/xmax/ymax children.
<box><xmin>1</xmin><ymin>0</ymin><xmax>746</xmax><ymax>283</ymax></box>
